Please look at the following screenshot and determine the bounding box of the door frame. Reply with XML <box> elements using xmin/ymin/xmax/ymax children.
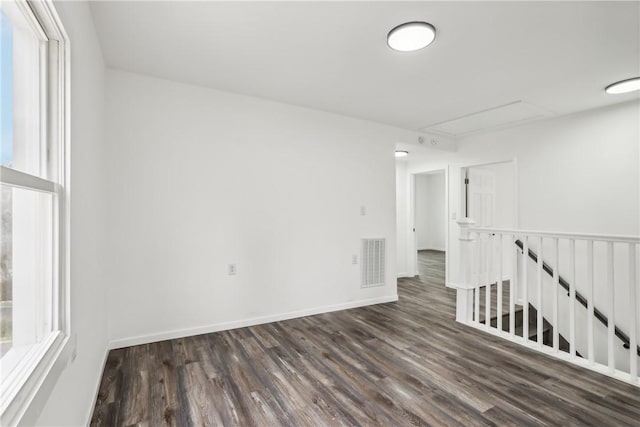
<box><xmin>409</xmin><ymin>167</ymin><xmax>449</xmax><ymax>284</ymax></box>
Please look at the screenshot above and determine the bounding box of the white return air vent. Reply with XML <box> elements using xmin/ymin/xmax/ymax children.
<box><xmin>361</xmin><ymin>238</ymin><xmax>385</xmax><ymax>288</ymax></box>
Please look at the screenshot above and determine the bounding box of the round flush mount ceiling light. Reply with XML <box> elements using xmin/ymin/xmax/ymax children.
<box><xmin>395</xmin><ymin>150</ymin><xmax>409</xmax><ymax>158</ymax></box>
<box><xmin>387</xmin><ymin>21</ymin><xmax>436</xmax><ymax>52</ymax></box>
<box><xmin>605</xmin><ymin>77</ymin><xmax>640</xmax><ymax>94</ymax></box>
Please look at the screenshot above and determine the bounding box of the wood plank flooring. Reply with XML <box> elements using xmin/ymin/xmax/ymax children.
<box><xmin>91</xmin><ymin>251</ymin><xmax>640</xmax><ymax>426</ymax></box>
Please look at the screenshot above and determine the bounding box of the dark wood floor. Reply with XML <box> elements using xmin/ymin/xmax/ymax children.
<box><xmin>91</xmin><ymin>251</ymin><xmax>640</xmax><ymax>426</ymax></box>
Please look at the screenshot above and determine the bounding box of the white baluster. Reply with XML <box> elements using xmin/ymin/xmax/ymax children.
<box><xmin>587</xmin><ymin>240</ymin><xmax>594</xmax><ymax>365</ymax></box>
<box><xmin>475</xmin><ymin>233</ymin><xmax>481</xmax><ymax>323</ymax></box>
<box><xmin>553</xmin><ymin>237</ymin><xmax>559</xmax><ymax>353</ymax></box>
<box><xmin>629</xmin><ymin>243</ymin><xmax>637</xmax><ymax>381</ymax></box>
<box><xmin>607</xmin><ymin>241</ymin><xmax>615</xmax><ymax>373</ymax></box>
<box><xmin>486</xmin><ymin>234</ymin><xmax>492</xmax><ymax>330</ymax></box>
<box><xmin>569</xmin><ymin>239</ymin><xmax>576</xmax><ymax>358</ymax></box>
<box><xmin>523</xmin><ymin>237</ymin><xmax>529</xmax><ymax>342</ymax></box>
<box><xmin>510</xmin><ymin>234</ymin><xmax>517</xmax><ymax>337</ymax></box>
<box><xmin>536</xmin><ymin>237</ymin><xmax>543</xmax><ymax>348</ymax></box>
<box><xmin>452</xmin><ymin>228</ymin><xmax>639</xmax><ymax>385</ymax></box>
<box><xmin>497</xmin><ymin>233</ymin><xmax>503</xmax><ymax>333</ymax></box>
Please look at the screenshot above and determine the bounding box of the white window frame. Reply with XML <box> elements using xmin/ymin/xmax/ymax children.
<box><xmin>0</xmin><ymin>1</ymin><xmax>69</xmax><ymax>425</ymax></box>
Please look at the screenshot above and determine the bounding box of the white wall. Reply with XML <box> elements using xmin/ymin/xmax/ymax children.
<box><xmin>19</xmin><ymin>2</ymin><xmax>109</xmax><ymax>426</ymax></box>
<box><xmin>104</xmin><ymin>69</ymin><xmax>429</xmax><ymax>346</ymax></box>
<box><xmin>395</xmin><ymin>161</ymin><xmax>410</xmax><ymax>277</ymax></box>
<box><xmin>457</xmin><ymin>100</ymin><xmax>639</xmax><ymax>236</ymax></box>
<box><xmin>415</xmin><ymin>175</ymin><xmax>430</xmax><ymax>249</ymax></box>
<box><xmin>415</xmin><ymin>172</ymin><xmax>446</xmax><ymax>251</ymax></box>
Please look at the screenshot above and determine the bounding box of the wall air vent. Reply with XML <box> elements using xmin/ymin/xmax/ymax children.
<box><xmin>361</xmin><ymin>238</ymin><xmax>386</xmax><ymax>287</ymax></box>
<box><xmin>420</xmin><ymin>101</ymin><xmax>554</xmax><ymax>137</ymax></box>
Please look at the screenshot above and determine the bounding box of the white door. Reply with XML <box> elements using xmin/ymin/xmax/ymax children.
<box><xmin>468</xmin><ymin>167</ymin><xmax>497</xmax><ymax>286</ymax></box>
<box><xmin>468</xmin><ymin>167</ymin><xmax>496</xmax><ymax>227</ymax></box>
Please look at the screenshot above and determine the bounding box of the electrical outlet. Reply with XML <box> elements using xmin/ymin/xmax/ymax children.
<box><xmin>352</xmin><ymin>255</ymin><xmax>358</xmax><ymax>265</ymax></box>
<box><xmin>228</xmin><ymin>264</ymin><xmax>237</xmax><ymax>275</ymax></box>
<box><xmin>360</xmin><ymin>205</ymin><xmax>366</xmax><ymax>216</ymax></box>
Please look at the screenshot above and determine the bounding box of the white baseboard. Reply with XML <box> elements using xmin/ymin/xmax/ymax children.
<box><xmin>85</xmin><ymin>344</ymin><xmax>110</xmax><ymax>427</ymax></box>
<box><xmin>397</xmin><ymin>272</ymin><xmax>413</xmax><ymax>278</ymax></box>
<box><xmin>108</xmin><ymin>295</ymin><xmax>399</xmax><ymax>350</ymax></box>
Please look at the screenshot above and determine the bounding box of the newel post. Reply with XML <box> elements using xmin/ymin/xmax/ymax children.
<box><xmin>456</xmin><ymin>218</ymin><xmax>476</xmax><ymax>323</ymax></box>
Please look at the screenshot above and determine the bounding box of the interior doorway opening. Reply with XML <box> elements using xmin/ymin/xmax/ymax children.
<box><xmin>413</xmin><ymin>170</ymin><xmax>447</xmax><ymax>281</ymax></box>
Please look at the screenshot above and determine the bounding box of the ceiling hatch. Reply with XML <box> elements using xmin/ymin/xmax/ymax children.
<box><xmin>421</xmin><ymin>101</ymin><xmax>554</xmax><ymax>137</ymax></box>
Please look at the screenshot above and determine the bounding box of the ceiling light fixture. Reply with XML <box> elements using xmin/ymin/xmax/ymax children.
<box><xmin>605</xmin><ymin>77</ymin><xmax>640</xmax><ymax>94</ymax></box>
<box><xmin>395</xmin><ymin>150</ymin><xmax>409</xmax><ymax>158</ymax></box>
<box><xmin>387</xmin><ymin>21</ymin><xmax>436</xmax><ymax>52</ymax></box>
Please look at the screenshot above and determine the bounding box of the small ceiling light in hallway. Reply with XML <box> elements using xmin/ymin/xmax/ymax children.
<box><xmin>387</xmin><ymin>22</ymin><xmax>436</xmax><ymax>52</ymax></box>
<box><xmin>395</xmin><ymin>150</ymin><xmax>409</xmax><ymax>158</ymax></box>
<box><xmin>605</xmin><ymin>77</ymin><xmax>640</xmax><ymax>94</ymax></box>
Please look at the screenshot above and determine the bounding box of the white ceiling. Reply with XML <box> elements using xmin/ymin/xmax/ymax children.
<box><xmin>89</xmin><ymin>1</ymin><xmax>640</xmax><ymax>133</ymax></box>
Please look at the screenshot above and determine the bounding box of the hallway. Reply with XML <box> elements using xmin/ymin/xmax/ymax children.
<box><xmin>91</xmin><ymin>252</ymin><xmax>640</xmax><ymax>426</ymax></box>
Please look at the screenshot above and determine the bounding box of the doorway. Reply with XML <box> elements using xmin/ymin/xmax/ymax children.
<box><xmin>413</xmin><ymin>170</ymin><xmax>447</xmax><ymax>280</ymax></box>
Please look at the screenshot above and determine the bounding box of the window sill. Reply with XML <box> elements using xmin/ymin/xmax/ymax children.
<box><xmin>0</xmin><ymin>331</ymin><xmax>69</xmax><ymax>426</ymax></box>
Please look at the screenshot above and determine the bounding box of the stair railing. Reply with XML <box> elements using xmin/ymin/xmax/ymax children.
<box><xmin>514</xmin><ymin>239</ymin><xmax>640</xmax><ymax>357</ymax></box>
<box><xmin>455</xmin><ymin>219</ymin><xmax>639</xmax><ymax>386</ymax></box>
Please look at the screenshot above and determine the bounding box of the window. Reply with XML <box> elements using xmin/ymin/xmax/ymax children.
<box><xmin>0</xmin><ymin>1</ymin><xmax>68</xmax><ymax>422</ymax></box>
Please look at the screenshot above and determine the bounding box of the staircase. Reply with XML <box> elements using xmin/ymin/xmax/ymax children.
<box><xmin>454</xmin><ymin>220</ymin><xmax>640</xmax><ymax>386</ymax></box>
<box><xmin>480</xmin><ymin>297</ymin><xmax>574</xmax><ymax>354</ymax></box>
<box><xmin>515</xmin><ymin>239</ymin><xmax>640</xmax><ymax>357</ymax></box>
